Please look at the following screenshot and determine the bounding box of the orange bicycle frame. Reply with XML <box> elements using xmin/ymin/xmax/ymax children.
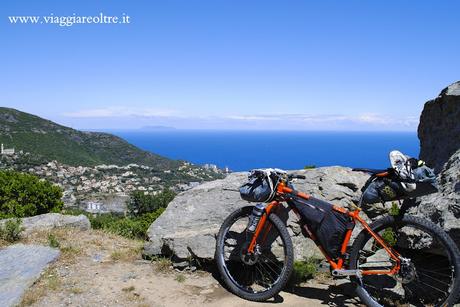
<box><xmin>247</xmin><ymin>181</ymin><xmax>401</xmax><ymax>276</ymax></box>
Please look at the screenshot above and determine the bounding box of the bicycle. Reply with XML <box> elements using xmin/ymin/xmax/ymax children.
<box><xmin>215</xmin><ymin>168</ymin><xmax>460</xmax><ymax>306</ymax></box>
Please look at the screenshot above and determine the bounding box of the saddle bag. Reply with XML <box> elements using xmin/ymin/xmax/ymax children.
<box><xmin>291</xmin><ymin>197</ymin><xmax>352</xmax><ymax>259</ymax></box>
<box><xmin>361</xmin><ymin>164</ymin><xmax>438</xmax><ymax>205</ymax></box>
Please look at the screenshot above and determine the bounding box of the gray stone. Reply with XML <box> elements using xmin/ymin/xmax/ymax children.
<box><xmin>0</xmin><ymin>213</ymin><xmax>91</xmax><ymax>235</ymax></box>
<box><xmin>413</xmin><ymin>81</ymin><xmax>460</xmax><ymax>247</ymax></box>
<box><xmin>144</xmin><ymin>167</ymin><xmax>369</xmax><ymax>263</ymax></box>
<box><xmin>411</xmin><ymin>149</ymin><xmax>460</xmax><ymax>246</ymax></box>
<box><xmin>418</xmin><ymin>81</ymin><xmax>460</xmax><ymax>173</ymax></box>
<box><xmin>0</xmin><ymin>244</ymin><xmax>60</xmax><ymax>307</ymax></box>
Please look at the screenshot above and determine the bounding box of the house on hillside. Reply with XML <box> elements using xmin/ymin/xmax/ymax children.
<box><xmin>0</xmin><ymin>143</ymin><xmax>15</xmax><ymax>155</ymax></box>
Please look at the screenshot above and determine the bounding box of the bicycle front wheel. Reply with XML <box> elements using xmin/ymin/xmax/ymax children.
<box><xmin>214</xmin><ymin>206</ymin><xmax>294</xmax><ymax>301</ymax></box>
<box><xmin>349</xmin><ymin>215</ymin><xmax>460</xmax><ymax>307</ymax></box>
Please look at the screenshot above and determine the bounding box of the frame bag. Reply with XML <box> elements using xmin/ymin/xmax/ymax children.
<box><xmin>292</xmin><ymin>197</ymin><xmax>352</xmax><ymax>259</ymax></box>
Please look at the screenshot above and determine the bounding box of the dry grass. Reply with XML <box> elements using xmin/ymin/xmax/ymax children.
<box><xmin>69</xmin><ymin>287</ymin><xmax>83</xmax><ymax>294</ymax></box>
<box><xmin>18</xmin><ymin>227</ymin><xmax>144</xmax><ymax>306</ymax></box>
<box><xmin>122</xmin><ymin>285</ymin><xmax>136</xmax><ymax>292</ymax></box>
<box><xmin>19</xmin><ymin>267</ymin><xmax>61</xmax><ymax>307</ymax></box>
<box><xmin>150</xmin><ymin>255</ymin><xmax>173</xmax><ymax>274</ymax></box>
<box><xmin>0</xmin><ymin>238</ymin><xmax>9</xmax><ymax>249</ymax></box>
<box><xmin>175</xmin><ymin>273</ymin><xmax>186</xmax><ymax>283</ymax></box>
<box><xmin>110</xmin><ymin>245</ymin><xmax>143</xmax><ymax>262</ymax></box>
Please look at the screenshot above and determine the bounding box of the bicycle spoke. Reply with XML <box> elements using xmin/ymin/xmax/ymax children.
<box><xmin>416</xmin><ymin>280</ymin><xmax>448</xmax><ymax>295</ymax></box>
<box><xmin>218</xmin><ymin>209</ymin><xmax>289</xmax><ymax>296</ymax></box>
<box><xmin>417</xmin><ymin>272</ymin><xmax>450</xmax><ymax>286</ymax></box>
<box><xmin>417</xmin><ymin>268</ymin><xmax>452</xmax><ymax>278</ymax></box>
<box><xmin>353</xmin><ymin>216</ymin><xmax>458</xmax><ymax>307</ymax></box>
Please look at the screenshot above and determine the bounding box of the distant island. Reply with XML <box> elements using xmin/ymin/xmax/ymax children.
<box><xmin>140</xmin><ymin>125</ymin><xmax>177</xmax><ymax>131</ymax></box>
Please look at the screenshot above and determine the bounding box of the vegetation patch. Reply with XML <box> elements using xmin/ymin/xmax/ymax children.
<box><xmin>0</xmin><ymin>170</ymin><xmax>63</xmax><ymax>218</ymax></box>
<box><xmin>0</xmin><ymin>218</ymin><xmax>24</xmax><ymax>242</ymax></box>
<box><xmin>47</xmin><ymin>233</ymin><xmax>60</xmax><ymax>248</ymax></box>
<box><xmin>175</xmin><ymin>273</ymin><xmax>186</xmax><ymax>283</ymax></box>
<box><xmin>288</xmin><ymin>257</ymin><xmax>321</xmax><ymax>286</ymax></box>
<box><xmin>122</xmin><ymin>285</ymin><xmax>136</xmax><ymax>292</ymax></box>
<box><xmin>151</xmin><ymin>256</ymin><xmax>173</xmax><ymax>273</ymax></box>
<box><xmin>64</xmin><ymin>189</ymin><xmax>174</xmax><ymax>240</ymax></box>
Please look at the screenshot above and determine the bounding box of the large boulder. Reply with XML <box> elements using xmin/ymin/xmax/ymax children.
<box><xmin>144</xmin><ymin>167</ymin><xmax>369</xmax><ymax>263</ymax></box>
<box><xmin>413</xmin><ymin>81</ymin><xmax>460</xmax><ymax>246</ymax></box>
<box><xmin>0</xmin><ymin>244</ymin><xmax>60</xmax><ymax>307</ymax></box>
<box><xmin>412</xmin><ymin>149</ymin><xmax>460</xmax><ymax>244</ymax></box>
<box><xmin>418</xmin><ymin>81</ymin><xmax>460</xmax><ymax>173</ymax></box>
<box><xmin>0</xmin><ymin>213</ymin><xmax>91</xmax><ymax>234</ymax></box>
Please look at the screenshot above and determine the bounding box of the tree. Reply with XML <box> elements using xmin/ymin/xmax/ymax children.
<box><xmin>0</xmin><ymin>170</ymin><xmax>63</xmax><ymax>218</ymax></box>
<box><xmin>127</xmin><ymin>189</ymin><xmax>175</xmax><ymax>217</ymax></box>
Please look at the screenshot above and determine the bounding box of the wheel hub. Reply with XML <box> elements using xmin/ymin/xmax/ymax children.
<box><xmin>396</xmin><ymin>257</ymin><xmax>417</xmax><ymax>284</ymax></box>
<box><xmin>239</xmin><ymin>243</ymin><xmax>260</xmax><ymax>265</ymax></box>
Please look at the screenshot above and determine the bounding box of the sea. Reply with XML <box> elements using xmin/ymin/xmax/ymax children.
<box><xmin>109</xmin><ymin>130</ymin><xmax>419</xmax><ymax>172</ymax></box>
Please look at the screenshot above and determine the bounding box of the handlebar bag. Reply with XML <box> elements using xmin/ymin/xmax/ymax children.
<box><xmin>291</xmin><ymin>197</ymin><xmax>352</xmax><ymax>260</ymax></box>
<box><xmin>239</xmin><ymin>171</ymin><xmax>277</xmax><ymax>203</ymax></box>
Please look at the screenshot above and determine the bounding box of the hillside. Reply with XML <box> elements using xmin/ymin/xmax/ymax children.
<box><xmin>0</xmin><ymin>107</ymin><xmax>179</xmax><ymax>170</ymax></box>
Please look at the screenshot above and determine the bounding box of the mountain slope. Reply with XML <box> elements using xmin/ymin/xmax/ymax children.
<box><xmin>0</xmin><ymin>107</ymin><xmax>180</xmax><ymax>170</ymax></box>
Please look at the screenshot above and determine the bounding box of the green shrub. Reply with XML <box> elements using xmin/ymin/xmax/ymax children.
<box><xmin>61</xmin><ymin>189</ymin><xmax>172</xmax><ymax>240</ymax></box>
<box><xmin>89</xmin><ymin>207</ymin><xmax>166</xmax><ymax>240</ymax></box>
<box><xmin>127</xmin><ymin>189</ymin><xmax>175</xmax><ymax>217</ymax></box>
<box><xmin>288</xmin><ymin>257</ymin><xmax>321</xmax><ymax>286</ymax></box>
<box><xmin>48</xmin><ymin>233</ymin><xmax>60</xmax><ymax>248</ymax></box>
<box><xmin>381</xmin><ymin>228</ymin><xmax>397</xmax><ymax>246</ymax></box>
<box><xmin>0</xmin><ymin>170</ymin><xmax>63</xmax><ymax>218</ymax></box>
<box><xmin>0</xmin><ymin>218</ymin><xmax>24</xmax><ymax>242</ymax></box>
<box><xmin>304</xmin><ymin>165</ymin><xmax>316</xmax><ymax>169</ymax></box>
<box><xmin>389</xmin><ymin>202</ymin><xmax>400</xmax><ymax>216</ymax></box>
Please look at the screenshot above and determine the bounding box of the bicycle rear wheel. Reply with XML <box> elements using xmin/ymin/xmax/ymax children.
<box><xmin>215</xmin><ymin>206</ymin><xmax>294</xmax><ymax>301</ymax></box>
<box><xmin>349</xmin><ymin>215</ymin><xmax>460</xmax><ymax>306</ymax></box>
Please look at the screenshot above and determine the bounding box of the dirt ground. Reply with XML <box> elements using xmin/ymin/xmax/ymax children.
<box><xmin>15</xmin><ymin>228</ymin><xmax>360</xmax><ymax>307</ymax></box>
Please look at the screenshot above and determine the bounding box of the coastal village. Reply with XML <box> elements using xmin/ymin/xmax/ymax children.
<box><xmin>0</xmin><ymin>144</ymin><xmax>227</xmax><ymax>214</ymax></box>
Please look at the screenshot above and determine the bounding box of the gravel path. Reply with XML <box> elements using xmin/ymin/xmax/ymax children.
<box><xmin>3</xmin><ymin>228</ymin><xmax>360</xmax><ymax>306</ymax></box>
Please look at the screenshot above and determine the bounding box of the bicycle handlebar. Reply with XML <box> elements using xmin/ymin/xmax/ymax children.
<box><xmin>288</xmin><ymin>174</ymin><xmax>306</xmax><ymax>180</ymax></box>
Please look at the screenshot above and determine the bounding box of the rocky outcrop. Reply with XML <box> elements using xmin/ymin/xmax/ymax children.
<box><xmin>418</xmin><ymin>81</ymin><xmax>460</xmax><ymax>172</ymax></box>
<box><xmin>414</xmin><ymin>81</ymin><xmax>460</xmax><ymax>247</ymax></box>
<box><xmin>413</xmin><ymin>149</ymin><xmax>460</xmax><ymax>244</ymax></box>
<box><xmin>0</xmin><ymin>213</ymin><xmax>91</xmax><ymax>234</ymax></box>
<box><xmin>144</xmin><ymin>167</ymin><xmax>369</xmax><ymax>264</ymax></box>
<box><xmin>0</xmin><ymin>244</ymin><xmax>60</xmax><ymax>307</ymax></box>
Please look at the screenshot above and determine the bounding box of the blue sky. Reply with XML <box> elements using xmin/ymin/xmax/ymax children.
<box><xmin>1</xmin><ymin>0</ymin><xmax>459</xmax><ymax>131</ymax></box>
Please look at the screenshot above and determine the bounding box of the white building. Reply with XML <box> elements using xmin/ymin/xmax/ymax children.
<box><xmin>1</xmin><ymin>143</ymin><xmax>15</xmax><ymax>155</ymax></box>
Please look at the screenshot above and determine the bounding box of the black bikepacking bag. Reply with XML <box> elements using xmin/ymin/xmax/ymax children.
<box><xmin>361</xmin><ymin>165</ymin><xmax>438</xmax><ymax>204</ymax></box>
<box><xmin>405</xmin><ymin>165</ymin><xmax>438</xmax><ymax>198</ymax></box>
<box><xmin>240</xmin><ymin>173</ymin><xmax>276</xmax><ymax>203</ymax></box>
<box><xmin>361</xmin><ymin>178</ymin><xmax>406</xmax><ymax>204</ymax></box>
<box><xmin>291</xmin><ymin>197</ymin><xmax>352</xmax><ymax>259</ymax></box>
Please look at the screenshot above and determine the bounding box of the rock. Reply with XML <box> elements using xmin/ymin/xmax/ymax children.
<box><xmin>0</xmin><ymin>244</ymin><xmax>60</xmax><ymax>307</ymax></box>
<box><xmin>411</xmin><ymin>81</ymin><xmax>460</xmax><ymax>247</ymax></box>
<box><xmin>418</xmin><ymin>81</ymin><xmax>460</xmax><ymax>173</ymax></box>
<box><xmin>404</xmin><ymin>81</ymin><xmax>460</xmax><ymax>249</ymax></box>
<box><xmin>411</xmin><ymin>149</ymin><xmax>460</xmax><ymax>245</ymax></box>
<box><xmin>0</xmin><ymin>213</ymin><xmax>91</xmax><ymax>234</ymax></box>
<box><xmin>144</xmin><ymin>167</ymin><xmax>368</xmax><ymax>264</ymax></box>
